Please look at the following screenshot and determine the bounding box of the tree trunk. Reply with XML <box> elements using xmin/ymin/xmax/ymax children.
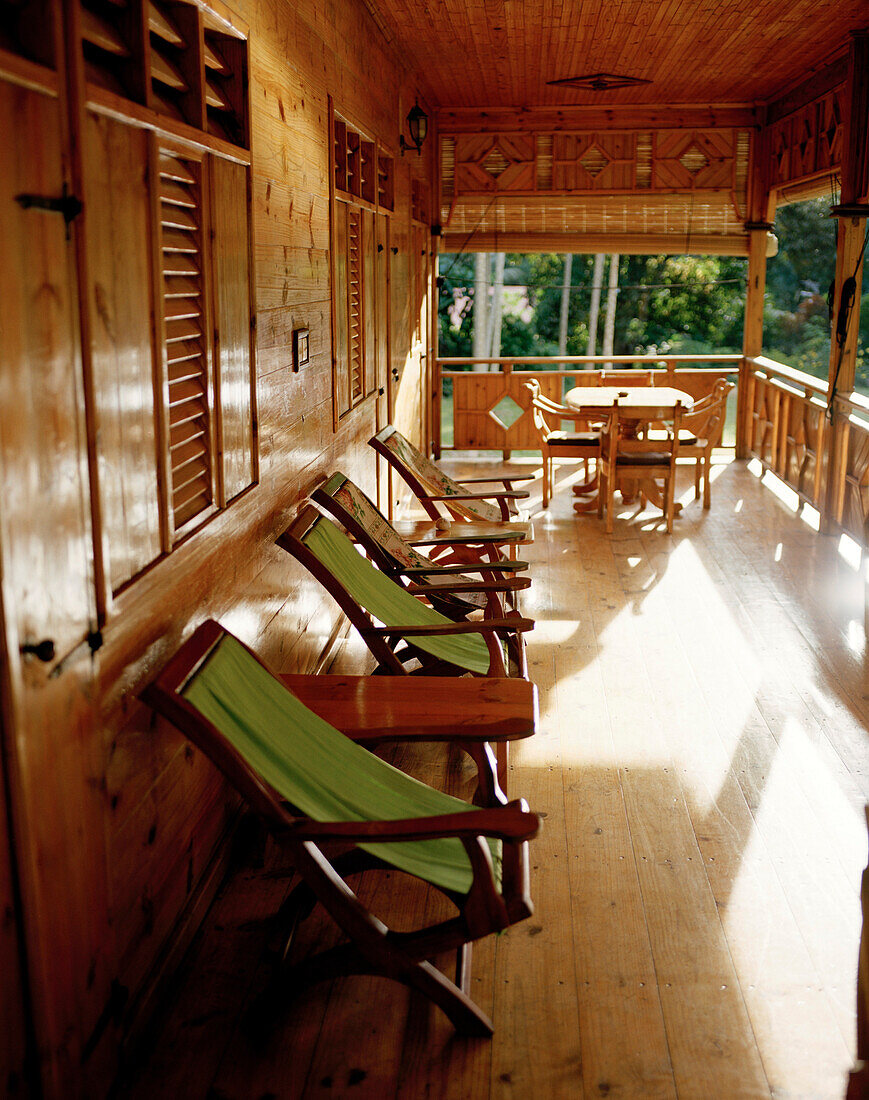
<box><xmin>558</xmin><ymin>253</ymin><xmax>572</xmax><ymax>368</ymax></box>
<box><xmin>602</xmin><ymin>253</ymin><xmax>620</xmax><ymax>369</ymax></box>
<box><xmin>586</xmin><ymin>253</ymin><xmax>605</xmax><ymax>365</ymax></box>
<box><xmin>472</xmin><ymin>252</ymin><xmax>489</xmax><ymax>370</ymax></box>
<box><xmin>488</xmin><ymin>252</ymin><xmax>505</xmax><ymax>365</ymax></box>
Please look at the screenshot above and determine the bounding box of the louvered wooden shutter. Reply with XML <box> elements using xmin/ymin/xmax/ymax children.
<box><xmin>348</xmin><ymin>208</ymin><xmax>363</xmax><ymax>402</ymax></box>
<box><xmin>158</xmin><ymin>149</ymin><xmax>214</xmax><ymax>534</ymax></box>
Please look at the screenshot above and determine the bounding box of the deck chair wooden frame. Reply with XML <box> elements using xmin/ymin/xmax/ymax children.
<box><xmin>523</xmin><ymin>380</ymin><xmax>602</xmax><ymax>509</ymax></box>
<box><xmin>311</xmin><ymin>472</ymin><xmax>531</xmax><ymax>618</ymax></box>
<box><xmin>370</xmin><ymin>424</ymin><xmax>533</xmax><ymax>526</ymax></box>
<box><xmin>141</xmin><ymin>621</ymin><xmax>539</xmax><ymax>1036</ymax></box>
<box><xmin>598</xmin><ymin>402</ymin><xmax>684</xmax><ymax>534</ymax></box>
<box><xmin>278</xmin><ymin>506</ymin><xmax>532</xmax><ymax>680</ymax></box>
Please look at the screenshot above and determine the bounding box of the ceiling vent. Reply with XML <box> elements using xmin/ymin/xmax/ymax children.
<box><xmin>547</xmin><ymin>72</ymin><xmax>651</xmax><ymax>92</ymax></box>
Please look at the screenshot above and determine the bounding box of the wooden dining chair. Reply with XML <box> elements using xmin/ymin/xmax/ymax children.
<box><xmin>311</xmin><ymin>472</ymin><xmax>530</xmax><ymax>618</ymax></box>
<box><xmin>599</xmin><ymin>369</ymin><xmax>655</xmax><ymax>387</ymax></box>
<box><xmin>598</xmin><ymin>401</ymin><xmax>684</xmax><ymax>534</ymax></box>
<box><xmin>523</xmin><ymin>380</ymin><xmax>602</xmax><ymax>508</ymax></box>
<box><xmin>141</xmin><ymin>620</ymin><xmax>540</xmax><ymax>1035</ymax></box>
<box><xmin>676</xmin><ymin>379</ymin><xmax>735</xmax><ymax>508</ymax></box>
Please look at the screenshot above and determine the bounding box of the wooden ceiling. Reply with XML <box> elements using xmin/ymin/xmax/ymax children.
<box><xmin>364</xmin><ymin>0</ymin><xmax>867</xmax><ymax>111</ymax></box>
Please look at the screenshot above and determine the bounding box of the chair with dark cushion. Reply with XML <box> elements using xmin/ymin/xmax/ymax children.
<box><xmin>523</xmin><ymin>379</ymin><xmax>602</xmax><ymax>508</ymax></box>
<box><xmin>598</xmin><ymin>401</ymin><xmax>684</xmax><ymax>534</ymax></box>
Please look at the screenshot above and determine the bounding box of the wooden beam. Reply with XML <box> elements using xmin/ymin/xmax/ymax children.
<box><xmin>442</xmin><ymin>233</ymin><xmax>751</xmax><ymax>256</ymax></box>
<box><xmin>437</xmin><ymin>105</ymin><xmax>761</xmax><ymax>133</ymax></box>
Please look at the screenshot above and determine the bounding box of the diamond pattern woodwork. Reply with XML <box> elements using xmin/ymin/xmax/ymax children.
<box><xmin>489</xmin><ymin>394</ymin><xmax>525</xmax><ymax>431</ymax></box>
<box><xmin>769</xmin><ymin>85</ymin><xmax>845</xmax><ymax>191</ymax></box>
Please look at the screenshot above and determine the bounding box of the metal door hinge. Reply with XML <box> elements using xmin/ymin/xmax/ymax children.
<box><xmin>15</xmin><ymin>183</ymin><xmax>83</xmax><ymax>238</ymax></box>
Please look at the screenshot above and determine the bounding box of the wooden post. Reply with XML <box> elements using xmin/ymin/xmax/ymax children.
<box><xmin>823</xmin><ymin>30</ymin><xmax>869</xmax><ymax>532</ymax></box>
<box><xmin>739</xmin><ymin>227</ymin><xmax>771</xmax><ymax>459</ymax></box>
<box><xmin>432</xmin><ymin>225</ymin><xmax>442</xmax><ymax>458</ymax></box>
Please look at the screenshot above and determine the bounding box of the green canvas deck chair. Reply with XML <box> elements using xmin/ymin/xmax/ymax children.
<box><xmin>277</xmin><ymin>506</ymin><xmax>532</xmax><ymax>681</ymax></box>
<box><xmin>369</xmin><ymin>426</ymin><xmax>534</xmax><ymax>557</ymax></box>
<box><xmin>277</xmin><ymin>507</ymin><xmax>533</xmax><ymax>789</ymax></box>
<box><xmin>311</xmin><ymin>472</ymin><xmax>531</xmax><ymax>619</ymax></box>
<box><xmin>142</xmin><ymin>620</ymin><xmax>539</xmax><ymax>1036</ymax></box>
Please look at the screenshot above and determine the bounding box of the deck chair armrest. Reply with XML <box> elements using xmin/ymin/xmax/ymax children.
<box><xmin>426</xmin><ymin>490</ymin><xmax>529</xmax><ymax>503</ymax></box>
<box><xmin>371</xmin><ymin>617</ymin><xmax>535</xmax><ymax>638</ymax></box>
<box><xmin>458</xmin><ymin>475</ymin><xmax>535</xmax><ymax>487</ymax></box>
<box><xmin>407</xmin><ymin>532</ymin><xmax>524</xmax><ymax>546</ymax></box>
<box><xmin>402</xmin><ymin>560</ymin><xmax>527</xmax><ymax>575</ymax></box>
<box><xmin>278</xmin><ymin>804</ymin><xmax>540</xmax><ymax>844</ymax></box>
<box><xmin>408</xmin><ymin>577</ymin><xmax>531</xmax><ymax>595</ymax></box>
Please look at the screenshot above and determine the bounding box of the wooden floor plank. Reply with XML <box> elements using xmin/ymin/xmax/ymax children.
<box><xmin>118</xmin><ymin>457</ymin><xmax>864</xmax><ymax>1100</ymax></box>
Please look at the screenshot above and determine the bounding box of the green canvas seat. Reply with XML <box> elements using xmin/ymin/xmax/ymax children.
<box><xmin>185</xmin><ymin>632</ymin><xmax>500</xmax><ymax>893</ymax></box>
<box><xmin>142</xmin><ymin>620</ymin><xmax>539</xmax><ymax>1035</ymax></box>
<box><xmin>277</xmin><ymin>506</ymin><xmax>532</xmax><ymax>680</ymax></box>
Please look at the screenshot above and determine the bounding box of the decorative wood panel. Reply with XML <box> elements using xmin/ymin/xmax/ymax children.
<box><xmin>85</xmin><ymin>111</ymin><xmax>162</xmax><ymax>591</ymax></box>
<box><xmin>440</xmin><ymin>126</ymin><xmax>752</xmax><ymax>252</ymax></box>
<box><xmin>768</xmin><ymin>85</ymin><xmax>845</xmax><ymax>195</ymax></box>
<box><xmin>446</xmin><ymin>365</ymin><xmax>733</xmax><ymax>451</ymax></box>
<box><xmin>209</xmin><ymin>155</ymin><xmax>256</xmax><ymax>504</ymax></box>
<box><xmin>552</xmin><ymin>132</ymin><xmax>636</xmax><ymax>191</ymax></box>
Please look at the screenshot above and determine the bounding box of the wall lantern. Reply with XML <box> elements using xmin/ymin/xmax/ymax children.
<box><xmin>399</xmin><ymin>103</ymin><xmax>428</xmax><ymax>156</ymax></box>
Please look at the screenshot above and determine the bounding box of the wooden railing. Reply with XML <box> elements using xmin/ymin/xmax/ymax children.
<box><xmin>740</xmin><ymin>356</ymin><xmax>830</xmax><ymax>511</ymax></box>
<box><xmin>741</xmin><ymin>355</ymin><xmax>869</xmax><ymax>546</ymax></box>
<box><xmin>435</xmin><ymin>351</ymin><xmax>869</xmax><ymax>551</ymax></box>
<box><xmin>436</xmin><ymin>354</ymin><xmax>741</xmax><ymax>455</ymax></box>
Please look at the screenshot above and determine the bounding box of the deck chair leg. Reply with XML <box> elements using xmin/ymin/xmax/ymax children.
<box><xmin>702</xmin><ymin>456</ymin><xmax>712</xmax><ymax>508</ymax></box>
<box><xmin>459</xmin><ymin>740</ymin><xmax>506</xmax><ymax>806</ymax></box>
<box><xmin>284</xmin><ymin>925</ymin><xmax>495</xmax><ymax>1036</ymax></box>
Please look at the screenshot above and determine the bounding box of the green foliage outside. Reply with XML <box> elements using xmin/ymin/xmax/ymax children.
<box><xmin>765</xmin><ymin>197</ymin><xmax>868</xmax><ymax>393</ymax></box>
<box><xmin>437</xmin><ymin>196</ymin><xmax>868</xmax><ymax>394</ymax></box>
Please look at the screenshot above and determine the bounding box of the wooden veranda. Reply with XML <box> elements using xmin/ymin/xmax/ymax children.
<box><xmin>0</xmin><ymin>2</ymin><xmax>867</xmax><ymax>1098</ymax></box>
<box><xmin>117</xmin><ymin>458</ymin><xmax>868</xmax><ymax>1100</ymax></box>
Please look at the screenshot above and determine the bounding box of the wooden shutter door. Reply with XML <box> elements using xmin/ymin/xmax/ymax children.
<box><xmin>85</xmin><ymin>112</ymin><xmax>161</xmax><ymax>590</ymax></box>
<box><xmin>209</xmin><ymin>155</ymin><xmax>256</xmax><ymax>503</ymax></box>
<box><xmin>0</xmin><ymin>75</ymin><xmax>108</xmax><ymax>1095</ymax></box>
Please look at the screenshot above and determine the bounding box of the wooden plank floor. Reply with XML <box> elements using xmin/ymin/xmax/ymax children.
<box><xmin>118</xmin><ymin>455</ymin><xmax>867</xmax><ymax>1100</ymax></box>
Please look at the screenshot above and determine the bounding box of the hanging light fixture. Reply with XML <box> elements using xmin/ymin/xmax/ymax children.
<box><xmin>399</xmin><ymin>103</ymin><xmax>428</xmax><ymax>156</ymax></box>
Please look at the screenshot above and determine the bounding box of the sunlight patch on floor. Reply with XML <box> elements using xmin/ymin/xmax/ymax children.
<box><xmin>838</xmin><ymin>532</ymin><xmax>863</xmax><ymax>572</ymax></box>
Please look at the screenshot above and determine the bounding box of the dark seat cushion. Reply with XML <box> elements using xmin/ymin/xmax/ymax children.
<box><xmin>548</xmin><ymin>431</ymin><xmax>600</xmax><ymax>446</ymax></box>
<box><xmin>616</xmin><ymin>452</ymin><xmax>671</xmax><ymax>466</ymax></box>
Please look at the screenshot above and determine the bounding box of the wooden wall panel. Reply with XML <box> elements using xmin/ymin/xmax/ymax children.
<box><xmin>0</xmin><ymin>2</ymin><xmax>434</xmax><ymax>1096</ymax></box>
<box><xmin>210</xmin><ymin>156</ymin><xmax>255</xmax><ymax>503</ymax></box>
<box><xmin>0</xmin><ymin>702</ymin><xmax>31</xmax><ymax>1099</ymax></box>
<box><xmin>84</xmin><ymin>112</ymin><xmax>161</xmax><ymax>592</ymax></box>
<box><xmin>0</xmin><ymin>77</ymin><xmax>110</xmax><ymax>1095</ymax></box>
